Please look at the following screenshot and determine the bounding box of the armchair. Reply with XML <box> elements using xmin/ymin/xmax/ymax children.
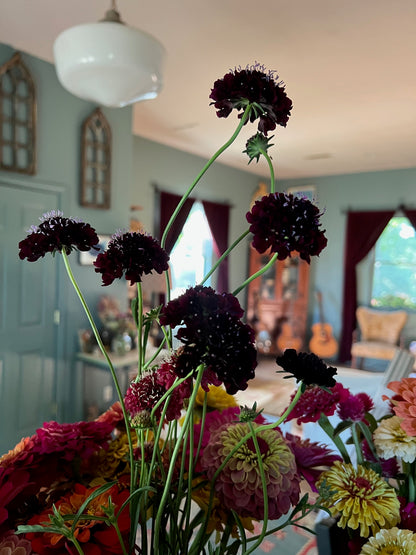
<box><xmin>351</xmin><ymin>306</ymin><xmax>408</xmax><ymax>369</ymax></box>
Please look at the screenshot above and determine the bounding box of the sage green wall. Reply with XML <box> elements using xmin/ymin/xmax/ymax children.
<box><xmin>281</xmin><ymin>167</ymin><xmax>416</xmax><ymax>349</ymax></box>
<box><xmin>0</xmin><ymin>43</ymin><xmax>134</xmax><ymax>419</ymax></box>
<box><xmin>131</xmin><ymin>136</ymin><xmax>264</xmax><ymax>304</ymax></box>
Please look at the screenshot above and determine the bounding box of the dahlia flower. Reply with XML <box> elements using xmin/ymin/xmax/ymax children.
<box><xmin>285</xmin><ymin>382</ymin><xmax>350</xmax><ymax>425</ymax></box>
<box><xmin>360</xmin><ymin>527</ymin><xmax>416</xmax><ymax>554</ymax></box>
<box><xmin>373</xmin><ymin>415</ymin><xmax>416</xmax><ymax>463</ymax></box>
<box><xmin>94</xmin><ymin>230</ymin><xmax>169</xmax><ymax>286</ymax></box>
<box><xmin>386</xmin><ymin>377</ymin><xmax>416</xmax><ymax>436</ymax></box>
<box><xmin>19</xmin><ymin>210</ymin><xmax>99</xmax><ymax>261</ymax></box>
<box><xmin>246</xmin><ymin>193</ymin><xmax>327</xmax><ymax>262</ymax></box>
<box><xmin>201</xmin><ymin>419</ymin><xmax>300</xmax><ymax>520</ymax></box>
<box><xmin>276</xmin><ymin>349</ymin><xmax>337</xmax><ymax>387</ymax></box>
<box><xmin>317</xmin><ymin>461</ymin><xmax>400</xmax><ymax>537</ymax></box>
<box><xmin>209</xmin><ymin>63</ymin><xmax>292</xmax><ymax>134</ymax></box>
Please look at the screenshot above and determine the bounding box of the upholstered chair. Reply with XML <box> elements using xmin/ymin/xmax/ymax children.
<box><xmin>351</xmin><ymin>306</ymin><xmax>408</xmax><ymax>369</ymax></box>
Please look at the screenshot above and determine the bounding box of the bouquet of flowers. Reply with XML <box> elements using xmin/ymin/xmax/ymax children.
<box><xmin>2</xmin><ymin>62</ymin><xmax>416</xmax><ymax>555</ymax></box>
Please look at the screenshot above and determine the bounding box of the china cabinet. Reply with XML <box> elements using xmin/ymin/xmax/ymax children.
<box><xmin>246</xmin><ymin>247</ymin><xmax>310</xmax><ymax>355</ymax></box>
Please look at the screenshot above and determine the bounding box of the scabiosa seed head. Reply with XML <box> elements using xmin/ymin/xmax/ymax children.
<box><xmin>209</xmin><ymin>63</ymin><xmax>293</xmax><ymax>134</ymax></box>
<box><xmin>246</xmin><ymin>192</ymin><xmax>327</xmax><ymax>262</ymax></box>
<box><xmin>94</xmin><ymin>230</ymin><xmax>169</xmax><ymax>286</ymax></box>
<box><xmin>243</xmin><ymin>133</ymin><xmax>274</xmax><ymax>164</ymax></box>
<box><xmin>18</xmin><ymin>210</ymin><xmax>99</xmax><ymax>261</ymax></box>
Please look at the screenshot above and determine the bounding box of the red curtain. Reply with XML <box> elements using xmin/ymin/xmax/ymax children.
<box><xmin>339</xmin><ymin>210</ymin><xmax>394</xmax><ymax>362</ymax></box>
<box><xmin>202</xmin><ymin>199</ymin><xmax>230</xmax><ymax>292</ymax></box>
<box><xmin>158</xmin><ymin>191</ymin><xmax>195</xmax><ymax>254</ymax></box>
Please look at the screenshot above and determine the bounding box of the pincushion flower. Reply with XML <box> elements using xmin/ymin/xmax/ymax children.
<box><xmin>373</xmin><ymin>415</ymin><xmax>416</xmax><ymax>463</ymax></box>
<box><xmin>285</xmin><ymin>382</ymin><xmax>350</xmax><ymax>424</ymax></box>
<box><xmin>276</xmin><ymin>349</ymin><xmax>337</xmax><ymax>388</ymax></box>
<box><xmin>209</xmin><ymin>63</ymin><xmax>293</xmax><ymax>134</ymax></box>
<box><xmin>201</xmin><ymin>419</ymin><xmax>300</xmax><ymax>520</ymax></box>
<box><xmin>386</xmin><ymin>377</ymin><xmax>416</xmax><ymax>436</ymax></box>
<box><xmin>360</xmin><ymin>527</ymin><xmax>416</xmax><ymax>554</ymax></box>
<box><xmin>317</xmin><ymin>461</ymin><xmax>400</xmax><ymax>537</ymax></box>
<box><xmin>337</xmin><ymin>392</ymin><xmax>374</xmax><ymax>422</ymax></box>
<box><xmin>160</xmin><ymin>286</ymin><xmax>257</xmax><ymax>394</ymax></box>
<box><xmin>246</xmin><ymin>193</ymin><xmax>328</xmax><ymax>262</ymax></box>
<box><xmin>94</xmin><ymin>230</ymin><xmax>170</xmax><ymax>286</ymax></box>
<box><xmin>18</xmin><ymin>210</ymin><xmax>99</xmax><ymax>261</ymax></box>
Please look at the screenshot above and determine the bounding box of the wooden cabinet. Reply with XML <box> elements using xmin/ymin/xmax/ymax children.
<box><xmin>246</xmin><ymin>247</ymin><xmax>310</xmax><ymax>355</ymax></box>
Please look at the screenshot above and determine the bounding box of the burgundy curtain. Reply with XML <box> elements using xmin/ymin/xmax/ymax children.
<box><xmin>158</xmin><ymin>191</ymin><xmax>195</xmax><ymax>254</ymax></box>
<box><xmin>202</xmin><ymin>199</ymin><xmax>230</xmax><ymax>292</ymax></box>
<box><xmin>339</xmin><ymin>210</ymin><xmax>394</xmax><ymax>362</ymax></box>
<box><xmin>403</xmin><ymin>208</ymin><xmax>416</xmax><ymax>230</ymax></box>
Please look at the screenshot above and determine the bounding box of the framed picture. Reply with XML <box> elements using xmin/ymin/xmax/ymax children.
<box><xmin>79</xmin><ymin>234</ymin><xmax>111</xmax><ymax>266</ymax></box>
<box><xmin>286</xmin><ymin>185</ymin><xmax>316</xmax><ymax>202</ymax></box>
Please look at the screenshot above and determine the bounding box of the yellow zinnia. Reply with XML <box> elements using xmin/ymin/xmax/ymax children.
<box><xmin>360</xmin><ymin>527</ymin><xmax>416</xmax><ymax>554</ymax></box>
<box><xmin>317</xmin><ymin>461</ymin><xmax>400</xmax><ymax>538</ymax></box>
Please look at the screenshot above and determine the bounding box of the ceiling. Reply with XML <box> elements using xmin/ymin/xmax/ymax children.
<box><xmin>1</xmin><ymin>0</ymin><xmax>415</xmax><ymax>179</ymax></box>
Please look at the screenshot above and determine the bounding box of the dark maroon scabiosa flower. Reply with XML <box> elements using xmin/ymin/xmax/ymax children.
<box><xmin>337</xmin><ymin>392</ymin><xmax>374</xmax><ymax>422</ymax></box>
<box><xmin>276</xmin><ymin>349</ymin><xmax>337</xmax><ymax>388</ymax></box>
<box><xmin>246</xmin><ymin>193</ymin><xmax>328</xmax><ymax>262</ymax></box>
<box><xmin>285</xmin><ymin>432</ymin><xmax>341</xmax><ymax>492</ymax></box>
<box><xmin>94</xmin><ymin>230</ymin><xmax>169</xmax><ymax>286</ymax></box>
<box><xmin>285</xmin><ymin>382</ymin><xmax>350</xmax><ymax>425</ymax></box>
<box><xmin>18</xmin><ymin>210</ymin><xmax>99</xmax><ymax>261</ymax></box>
<box><xmin>160</xmin><ymin>286</ymin><xmax>257</xmax><ymax>394</ymax></box>
<box><xmin>209</xmin><ymin>63</ymin><xmax>293</xmax><ymax>135</ymax></box>
<box><xmin>124</xmin><ymin>362</ymin><xmax>192</xmax><ymax>424</ymax></box>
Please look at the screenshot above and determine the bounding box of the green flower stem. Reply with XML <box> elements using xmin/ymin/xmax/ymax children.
<box><xmin>318</xmin><ymin>414</ymin><xmax>351</xmax><ymax>464</ymax></box>
<box><xmin>243</xmin><ymin>421</ymin><xmax>269</xmax><ymax>555</ymax></box>
<box><xmin>233</xmin><ymin>252</ymin><xmax>278</xmax><ymax>296</ymax></box>
<box><xmin>260</xmin><ymin>148</ymin><xmax>275</xmax><ymax>193</ymax></box>
<box><xmin>153</xmin><ymin>364</ymin><xmax>205</xmax><ymax>554</ymax></box>
<box><xmin>199</xmin><ymin>230</ymin><xmax>250</xmax><ymax>286</ymax></box>
<box><xmin>351</xmin><ymin>423</ymin><xmax>364</xmax><ymax>465</ymax></box>
<box><xmin>60</xmin><ymin>252</ymin><xmax>135</xmax><ymax>507</ymax></box>
<box><xmin>135</xmin><ymin>282</ymin><xmax>144</xmax><ymax>376</ymax></box>
<box><xmin>69</xmin><ymin>537</ymin><xmax>85</xmax><ymax>555</ymax></box>
<box><xmin>160</xmin><ymin>105</ymin><xmax>252</xmax><ymax>251</ymax></box>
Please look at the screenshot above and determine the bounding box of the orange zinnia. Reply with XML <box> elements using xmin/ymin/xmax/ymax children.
<box><xmin>386</xmin><ymin>377</ymin><xmax>416</xmax><ymax>436</ymax></box>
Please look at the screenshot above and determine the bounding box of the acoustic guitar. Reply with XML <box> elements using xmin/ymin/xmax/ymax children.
<box><xmin>309</xmin><ymin>291</ymin><xmax>338</xmax><ymax>359</ymax></box>
<box><xmin>277</xmin><ymin>322</ymin><xmax>302</xmax><ymax>352</ymax></box>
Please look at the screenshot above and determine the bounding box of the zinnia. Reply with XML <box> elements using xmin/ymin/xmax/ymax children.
<box><xmin>317</xmin><ymin>461</ymin><xmax>400</xmax><ymax>537</ymax></box>
<box><xmin>374</xmin><ymin>415</ymin><xmax>416</xmax><ymax>463</ymax></box>
<box><xmin>386</xmin><ymin>377</ymin><xmax>416</xmax><ymax>436</ymax></box>
<box><xmin>201</xmin><ymin>419</ymin><xmax>300</xmax><ymax>520</ymax></box>
<box><xmin>360</xmin><ymin>527</ymin><xmax>416</xmax><ymax>554</ymax></box>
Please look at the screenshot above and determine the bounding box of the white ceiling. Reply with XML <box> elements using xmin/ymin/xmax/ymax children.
<box><xmin>1</xmin><ymin>0</ymin><xmax>415</xmax><ymax>179</ymax></box>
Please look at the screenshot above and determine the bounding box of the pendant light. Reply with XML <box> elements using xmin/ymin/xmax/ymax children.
<box><xmin>53</xmin><ymin>1</ymin><xmax>165</xmax><ymax>107</ymax></box>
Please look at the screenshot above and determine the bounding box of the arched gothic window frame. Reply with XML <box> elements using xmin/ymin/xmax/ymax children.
<box><xmin>0</xmin><ymin>51</ymin><xmax>37</xmax><ymax>175</ymax></box>
<box><xmin>80</xmin><ymin>107</ymin><xmax>112</xmax><ymax>209</ymax></box>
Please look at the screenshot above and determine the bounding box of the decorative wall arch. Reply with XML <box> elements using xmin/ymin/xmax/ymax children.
<box><xmin>0</xmin><ymin>52</ymin><xmax>37</xmax><ymax>174</ymax></box>
<box><xmin>80</xmin><ymin>107</ymin><xmax>112</xmax><ymax>209</ymax></box>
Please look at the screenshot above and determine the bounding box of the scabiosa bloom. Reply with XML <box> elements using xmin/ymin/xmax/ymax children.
<box><xmin>285</xmin><ymin>433</ymin><xmax>341</xmax><ymax>492</ymax></box>
<box><xmin>94</xmin><ymin>230</ymin><xmax>169</xmax><ymax>286</ymax></box>
<box><xmin>276</xmin><ymin>349</ymin><xmax>337</xmax><ymax>388</ymax></box>
<box><xmin>209</xmin><ymin>63</ymin><xmax>293</xmax><ymax>134</ymax></box>
<box><xmin>317</xmin><ymin>461</ymin><xmax>400</xmax><ymax>537</ymax></box>
<box><xmin>201</xmin><ymin>419</ymin><xmax>300</xmax><ymax>520</ymax></box>
<box><xmin>386</xmin><ymin>377</ymin><xmax>416</xmax><ymax>436</ymax></box>
<box><xmin>360</xmin><ymin>527</ymin><xmax>416</xmax><ymax>555</ymax></box>
<box><xmin>18</xmin><ymin>210</ymin><xmax>99</xmax><ymax>261</ymax></box>
<box><xmin>124</xmin><ymin>362</ymin><xmax>191</xmax><ymax>424</ymax></box>
<box><xmin>246</xmin><ymin>193</ymin><xmax>328</xmax><ymax>262</ymax></box>
<box><xmin>373</xmin><ymin>415</ymin><xmax>416</xmax><ymax>463</ymax></box>
<box><xmin>160</xmin><ymin>286</ymin><xmax>257</xmax><ymax>394</ymax></box>
<box><xmin>285</xmin><ymin>382</ymin><xmax>351</xmax><ymax>425</ymax></box>
<box><xmin>337</xmin><ymin>392</ymin><xmax>374</xmax><ymax>422</ymax></box>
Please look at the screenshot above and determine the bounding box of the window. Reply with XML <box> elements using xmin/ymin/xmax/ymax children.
<box><xmin>169</xmin><ymin>201</ymin><xmax>215</xmax><ymax>299</ymax></box>
<box><xmin>371</xmin><ymin>216</ymin><xmax>416</xmax><ymax>309</ymax></box>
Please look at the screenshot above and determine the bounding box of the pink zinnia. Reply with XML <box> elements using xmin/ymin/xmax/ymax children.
<box><xmin>201</xmin><ymin>418</ymin><xmax>300</xmax><ymax>520</ymax></box>
<box><xmin>286</xmin><ymin>382</ymin><xmax>350</xmax><ymax>424</ymax></box>
<box><xmin>386</xmin><ymin>377</ymin><xmax>416</xmax><ymax>436</ymax></box>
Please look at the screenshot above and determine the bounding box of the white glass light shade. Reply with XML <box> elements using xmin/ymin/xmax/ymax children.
<box><xmin>53</xmin><ymin>22</ymin><xmax>165</xmax><ymax>107</ymax></box>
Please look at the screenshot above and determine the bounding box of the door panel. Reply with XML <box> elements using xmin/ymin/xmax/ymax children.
<box><xmin>0</xmin><ymin>183</ymin><xmax>61</xmax><ymax>453</ymax></box>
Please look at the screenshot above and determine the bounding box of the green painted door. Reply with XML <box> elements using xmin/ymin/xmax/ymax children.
<box><xmin>0</xmin><ymin>182</ymin><xmax>61</xmax><ymax>454</ymax></box>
